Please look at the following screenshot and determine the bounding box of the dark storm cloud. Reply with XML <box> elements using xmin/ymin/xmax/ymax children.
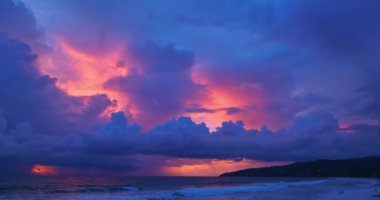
<box><xmin>0</xmin><ymin>0</ymin><xmax>149</xmax><ymax>175</ymax></box>
<box><xmin>3</xmin><ymin>103</ymin><xmax>364</xmax><ymax>175</ymax></box>
<box><xmin>247</xmin><ymin>0</ymin><xmax>380</xmax><ymax>58</ymax></box>
<box><xmin>0</xmin><ymin>0</ymin><xmax>48</xmax><ymax>53</ymax></box>
<box><xmin>105</xmin><ymin>42</ymin><xmax>207</xmax><ymax>127</ymax></box>
<box><xmin>0</xmin><ymin>0</ymin><xmax>116</xmax><ymax>133</ymax></box>
<box><xmin>184</xmin><ymin>104</ymin><xmax>252</xmax><ymax>115</ymax></box>
<box><xmin>1</xmin><ymin>0</ymin><xmax>380</xmax><ymax>175</ymax></box>
<box><xmin>17</xmin><ymin>111</ymin><xmax>379</xmax><ymax>171</ymax></box>
<box><xmin>355</xmin><ymin>78</ymin><xmax>380</xmax><ymax>121</ymax></box>
<box><xmin>0</xmin><ymin>0</ymin><xmax>39</xmax><ymax>37</ymax></box>
<box><xmin>75</xmin><ymin>112</ymin><xmax>380</xmax><ymax>162</ymax></box>
<box><xmin>0</xmin><ymin>34</ymin><xmax>69</xmax><ymax>132</ymax></box>
<box><xmin>243</xmin><ymin>0</ymin><xmax>380</xmax><ymax>122</ymax></box>
<box><xmin>0</xmin><ymin>109</ymin><xmax>135</xmax><ymax>175</ymax></box>
<box><xmin>23</xmin><ymin>0</ymin><xmax>380</xmax><ymax>126</ymax></box>
<box><xmin>0</xmin><ymin>34</ymin><xmax>113</xmax><ymax>133</ymax></box>
<box><xmin>185</xmin><ymin>104</ymin><xmax>216</xmax><ymax>114</ymax></box>
<box><xmin>185</xmin><ymin>0</ymin><xmax>380</xmax><ymax>126</ymax></box>
<box><xmin>82</xmin><ymin>94</ymin><xmax>115</xmax><ymax>119</ymax></box>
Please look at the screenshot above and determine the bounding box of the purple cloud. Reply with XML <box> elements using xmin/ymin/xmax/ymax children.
<box><xmin>105</xmin><ymin>42</ymin><xmax>207</xmax><ymax>128</ymax></box>
<box><xmin>0</xmin><ymin>0</ymin><xmax>380</xmax><ymax>176</ymax></box>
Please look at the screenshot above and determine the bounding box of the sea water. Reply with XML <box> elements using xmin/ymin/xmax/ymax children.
<box><xmin>0</xmin><ymin>176</ymin><xmax>378</xmax><ymax>199</ymax></box>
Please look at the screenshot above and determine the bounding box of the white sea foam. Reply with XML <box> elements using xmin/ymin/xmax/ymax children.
<box><xmin>66</xmin><ymin>179</ymin><xmax>329</xmax><ymax>200</ymax></box>
<box><xmin>5</xmin><ymin>178</ymin><xmax>373</xmax><ymax>200</ymax></box>
<box><xmin>175</xmin><ymin>179</ymin><xmax>328</xmax><ymax>197</ymax></box>
<box><xmin>121</xmin><ymin>186</ymin><xmax>140</xmax><ymax>191</ymax></box>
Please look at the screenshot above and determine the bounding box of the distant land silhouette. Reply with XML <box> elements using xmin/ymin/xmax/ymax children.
<box><xmin>220</xmin><ymin>157</ymin><xmax>380</xmax><ymax>178</ymax></box>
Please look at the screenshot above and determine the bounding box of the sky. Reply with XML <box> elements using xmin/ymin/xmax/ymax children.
<box><xmin>0</xmin><ymin>0</ymin><xmax>380</xmax><ymax>176</ymax></box>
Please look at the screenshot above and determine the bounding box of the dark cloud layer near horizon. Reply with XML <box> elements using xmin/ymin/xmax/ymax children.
<box><xmin>0</xmin><ymin>0</ymin><xmax>380</xmax><ymax>175</ymax></box>
<box><xmin>2</xmin><ymin>105</ymin><xmax>380</xmax><ymax>176</ymax></box>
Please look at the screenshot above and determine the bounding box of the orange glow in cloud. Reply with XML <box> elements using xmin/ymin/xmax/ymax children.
<box><xmin>31</xmin><ymin>164</ymin><xmax>57</xmax><ymax>175</ymax></box>
<box><xmin>37</xmin><ymin>38</ymin><xmax>265</xmax><ymax>129</ymax></box>
<box><xmin>38</xmin><ymin>37</ymin><xmax>130</xmax><ymax>115</ymax></box>
<box><xmin>55</xmin><ymin>38</ymin><xmax>127</xmax><ymax>97</ymax></box>
<box><xmin>163</xmin><ymin>159</ymin><xmax>288</xmax><ymax>176</ymax></box>
<box><xmin>190</xmin><ymin>67</ymin><xmax>263</xmax><ymax>130</ymax></box>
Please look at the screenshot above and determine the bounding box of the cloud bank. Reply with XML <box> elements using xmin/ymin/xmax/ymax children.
<box><xmin>0</xmin><ymin>0</ymin><xmax>379</xmax><ymax>175</ymax></box>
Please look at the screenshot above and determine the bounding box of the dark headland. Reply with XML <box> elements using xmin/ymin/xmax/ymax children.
<box><xmin>220</xmin><ymin>157</ymin><xmax>380</xmax><ymax>178</ymax></box>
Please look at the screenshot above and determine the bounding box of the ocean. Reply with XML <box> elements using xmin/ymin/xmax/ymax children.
<box><xmin>0</xmin><ymin>176</ymin><xmax>379</xmax><ymax>200</ymax></box>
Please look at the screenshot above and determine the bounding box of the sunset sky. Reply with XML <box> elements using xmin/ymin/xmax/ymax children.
<box><xmin>0</xmin><ymin>0</ymin><xmax>380</xmax><ymax>176</ymax></box>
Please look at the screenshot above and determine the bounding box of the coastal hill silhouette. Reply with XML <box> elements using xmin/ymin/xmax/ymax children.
<box><xmin>220</xmin><ymin>157</ymin><xmax>380</xmax><ymax>178</ymax></box>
